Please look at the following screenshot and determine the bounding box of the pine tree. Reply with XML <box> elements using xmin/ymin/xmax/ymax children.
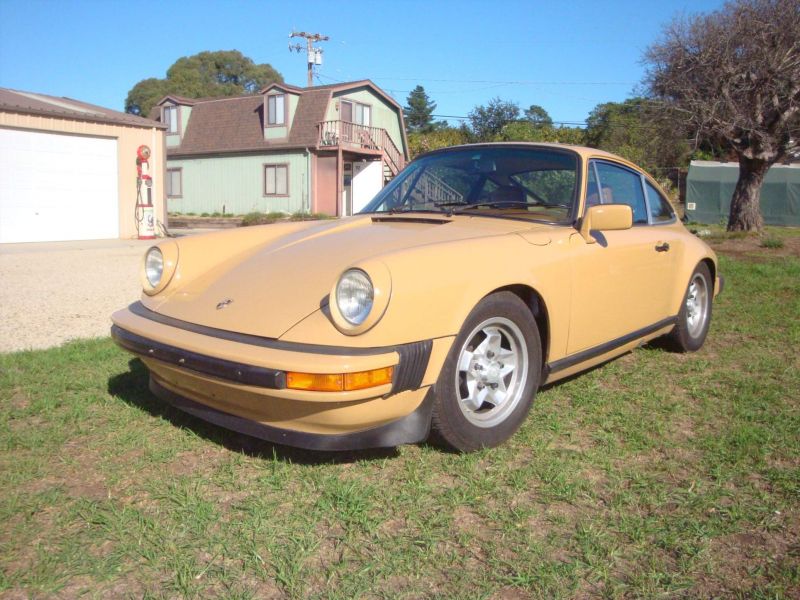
<box><xmin>404</xmin><ymin>85</ymin><xmax>437</xmax><ymax>133</ymax></box>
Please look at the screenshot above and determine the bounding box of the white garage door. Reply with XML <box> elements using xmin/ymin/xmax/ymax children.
<box><xmin>0</xmin><ymin>128</ymin><xmax>119</xmax><ymax>243</ymax></box>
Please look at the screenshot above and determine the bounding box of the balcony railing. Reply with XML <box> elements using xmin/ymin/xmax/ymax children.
<box><xmin>318</xmin><ymin>120</ymin><xmax>406</xmax><ymax>175</ymax></box>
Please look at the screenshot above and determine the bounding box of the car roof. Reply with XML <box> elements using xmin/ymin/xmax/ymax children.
<box><xmin>417</xmin><ymin>142</ymin><xmax>634</xmax><ymax>166</ymax></box>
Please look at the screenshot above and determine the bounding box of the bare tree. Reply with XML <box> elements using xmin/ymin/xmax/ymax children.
<box><xmin>644</xmin><ymin>0</ymin><xmax>800</xmax><ymax>231</ymax></box>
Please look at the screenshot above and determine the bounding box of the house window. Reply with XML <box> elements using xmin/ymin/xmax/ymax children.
<box><xmin>267</xmin><ymin>94</ymin><xmax>285</xmax><ymax>126</ymax></box>
<box><xmin>264</xmin><ymin>164</ymin><xmax>288</xmax><ymax>196</ymax></box>
<box><xmin>341</xmin><ymin>100</ymin><xmax>371</xmax><ymax>126</ymax></box>
<box><xmin>166</xmin><ymin>168</ymin><xmax>182</xmax><ymax>197</ymax></box>
<box><xmin>164</xmin><ymin>105</ymin><xmax>179</xmax><ymax>134</ymax></box>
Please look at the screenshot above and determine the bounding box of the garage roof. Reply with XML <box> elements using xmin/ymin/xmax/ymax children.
<box><xmin>0</xmin><ymin>87</ymin><xmax>165</xmax><ymax>129</ymax></box>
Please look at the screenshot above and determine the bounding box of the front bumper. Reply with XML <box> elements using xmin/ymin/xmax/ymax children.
<box><xmin>149</xmin><ymin>377</ymin><xmax>435</xmax><ymax>451</ymax></box>
<box><xmin>111</xmin><ymin>303</ymin><xmax>446</xmax><ymax>449</ymax></box>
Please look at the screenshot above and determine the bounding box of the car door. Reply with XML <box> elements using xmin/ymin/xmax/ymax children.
<box><xmin>566</xmin><ymin>160</ymin><xmax>676</xmax><ymax>354</ymax></box>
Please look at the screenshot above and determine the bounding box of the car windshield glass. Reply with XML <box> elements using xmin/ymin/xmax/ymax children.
<box><xmin>361</xmin><ymin>147</ymin><xmax>579</xmax><ymax>223</ymax></box>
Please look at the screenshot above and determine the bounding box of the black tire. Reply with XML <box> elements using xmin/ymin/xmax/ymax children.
<box><xmin>667</xmin><ymin>262</ymin><xmax>713</xmax><ymax>352</ymax></box>
<box><xmin>430</xmin><ymin>291</ymin><xmax>542</xmax><ymax>452</ymax></box>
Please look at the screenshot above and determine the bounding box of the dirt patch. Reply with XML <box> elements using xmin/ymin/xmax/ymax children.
<box><xmin>453</xmin><ymin>506</ymin><xmax>496</xmax><ymax>541</ymax></box>
<box><xmin>489</xmin><ymin>586</ymin><xmax>534</xmax><ymax>600</ymax></box>
<box><xmin>697</xmin><ymin>525</ymin><xmax>800</xmax><ymax>597</ymax></box>
<box><xmin>167</xmin><ymin>447</ymin><xmax>228</xmax><ymax>478</ymax></box>
<box><xmin>706</xmin><ymin>233</ymin><xmax>800</xmax><ymax>261</ymax></box>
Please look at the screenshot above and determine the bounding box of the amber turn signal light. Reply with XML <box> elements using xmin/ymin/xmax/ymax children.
<box><xmin>286</xmin><ymin>366</ymin><xmax>393</xmax><ymax>392</ymax></box>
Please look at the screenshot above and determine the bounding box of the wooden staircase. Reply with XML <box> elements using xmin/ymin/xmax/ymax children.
<box><xmin>318</xmin><ymin>120</ymin><xmax>406</xmax><ymax>183</ymax></box>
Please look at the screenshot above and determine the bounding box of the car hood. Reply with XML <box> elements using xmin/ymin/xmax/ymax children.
<box><xmin>148</xmin><ymin>214</ymin><xmax>550</xmax><ymax>339</ymax></box>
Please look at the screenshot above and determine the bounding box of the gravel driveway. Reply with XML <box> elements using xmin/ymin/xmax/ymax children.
<box><xmin>0</xmin><ymin>233</ymin><xmax>212</xmax><ymax>353</ymax></box>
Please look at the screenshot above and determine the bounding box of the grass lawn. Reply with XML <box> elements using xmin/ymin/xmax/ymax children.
<box><xmin>1</xmin><ymin>232</ymin><xmax>799</xmax><ymax>599</ymax></box>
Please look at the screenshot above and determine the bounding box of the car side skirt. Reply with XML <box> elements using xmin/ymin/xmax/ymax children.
<box><xmin>544</xmin><ymin>316</ymin><xmax>678</xmax><ymax>379</ymax></box>
<box><xmin>150</xmin><ymin>377</ymin><xmax>435</xmax><ymax>451</ymax></box>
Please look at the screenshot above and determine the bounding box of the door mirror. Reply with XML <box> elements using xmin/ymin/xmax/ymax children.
<box><xmin>579</xmin><ymin>204</ymin><xmax>633</xmax><ymax>243</ymax></box>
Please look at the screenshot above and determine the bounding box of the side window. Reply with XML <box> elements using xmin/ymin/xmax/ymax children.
<box><xmin>586</xmin><ymin>162</ymin><xmax>600</xmax><ymax>207</ymax></box>
<box><xmin>645</xmin><ymin>180</ymin><xmax>675</xmax><ymax>223</ymax></box>
<box><xmin>594</xmin><ymin>161</ymin><xmax>648</xmax><ymax>224</ymax></box>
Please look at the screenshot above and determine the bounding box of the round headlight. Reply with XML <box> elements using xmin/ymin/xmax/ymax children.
<box><xmin>336</xmin><ymin>269</ymin><xmax>374</xmax><ymax>325</ymax></box>
<box><xmin>144</xmin><ymin>247</ymin><xmax>164</xmax><ymax>288</ymax></box>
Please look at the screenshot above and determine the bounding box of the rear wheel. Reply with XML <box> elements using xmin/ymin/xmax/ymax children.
<box><xmin>431</xmin><ymin>292</ymin><xmax>542</xmax><ymax>452</ymax></box>
<box><xmin>667</xmin><ymin>262</ymin><xmax>713</xmax><ymax>352</ymax></box>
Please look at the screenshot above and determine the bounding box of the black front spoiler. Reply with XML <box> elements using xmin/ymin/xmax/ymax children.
<box><xmin>150</xmin><ymin>378</ymin><xmax>435</xmax><ymax>451</ymax></box>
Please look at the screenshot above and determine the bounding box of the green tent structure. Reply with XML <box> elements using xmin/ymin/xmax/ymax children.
<box><xmin>686</xmin><ymin>160</ymin><xmax>800</xmax><ymax>226</ymax></box>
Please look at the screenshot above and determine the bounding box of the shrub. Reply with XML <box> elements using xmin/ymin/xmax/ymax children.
<box><xmin>761</xmin><ymin>236</ymin><xmax>784</xmax><ymax>249</ymax></box>
<box><xmin>289</xmin><ymin>211</ymin><xmax>335</xmax><ymax>221</ymax></box>
<box><xmin>240</xmin><ymin>212</ymin><xmax>280</xmax><ymax>226</ymax></box>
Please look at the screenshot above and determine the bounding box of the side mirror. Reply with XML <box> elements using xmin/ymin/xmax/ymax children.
<box><xmin>579</xmin><ymin>204</ymin><xmax>633</xmax><ymax>244</ymax></box>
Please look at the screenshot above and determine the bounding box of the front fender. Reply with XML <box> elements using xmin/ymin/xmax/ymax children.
<box><xmin>280</xmin><ymin>232</ymin><xmax>571</xmax><ymax>357</ymax></box>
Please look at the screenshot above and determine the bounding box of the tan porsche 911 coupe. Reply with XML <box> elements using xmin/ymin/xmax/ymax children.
<box><xmin>112</xmin><ymin>143</ymin><xmax>722</xmax><ymax>452</ymax></box>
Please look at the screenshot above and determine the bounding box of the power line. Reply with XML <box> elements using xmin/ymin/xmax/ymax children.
<box><xmin>370</xmin><ymin>77</ymin><xmax>635</xmax><ymax>86</ymax></box>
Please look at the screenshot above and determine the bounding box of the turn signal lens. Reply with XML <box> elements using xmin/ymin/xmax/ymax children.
<box><xmin>344</xmin><ymin>367</ymin><xmax>394</xmax><ymax>390</ymax></box>
<box><xmin>286</xmin><ymin>372</ymin><xmax>343</xmax><ymax>392</ymax></box>
<box><xmin>286</xmin><ymin>367</ymin><xmax>394</xmax><ymax>392</ymax></box>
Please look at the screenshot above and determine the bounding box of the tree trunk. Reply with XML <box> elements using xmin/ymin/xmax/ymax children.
<box><xmin>727</xmin><ymin>157</ymin><xmax>769</xmax><ymax>232</ymax></box>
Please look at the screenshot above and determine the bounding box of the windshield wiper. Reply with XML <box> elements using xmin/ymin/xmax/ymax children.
<box><xmin>451</xmin><ymin>201</ymin><xmax>537</xmax><ymax>213</ymax></box>
<box><xmin>386</xmin><ymin>207</ymin><xmax>447</xmax><ymax>215</ymax></box>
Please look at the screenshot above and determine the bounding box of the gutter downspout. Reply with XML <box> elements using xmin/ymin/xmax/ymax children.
<box><xmin>304</xmin><ymin>147</ymin><xmax>312</xmax><ymax>214</ymax></box>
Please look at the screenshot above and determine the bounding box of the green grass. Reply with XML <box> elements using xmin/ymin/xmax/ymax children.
<box><xmin>761</xmin><ymin>236</ymin><xmax>785</xmax><ymax>249</ymax></box>
<box><xmin>1</xmin><ymin>251</ymin><xmax>799</xmax><ymax>598</ymax></box>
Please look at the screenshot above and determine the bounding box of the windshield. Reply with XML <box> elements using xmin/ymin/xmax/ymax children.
<box><xmin>361</xmin><ymin>146</ymin><xmax>579</xmax><ymax>223</ymax></box>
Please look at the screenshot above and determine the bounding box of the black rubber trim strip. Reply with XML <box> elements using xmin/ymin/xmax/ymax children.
<box><xmin>547</xmin><ymin>316</ymin><xmax>678</xmax><ymax>374</ymax></box>
<box><xmin>392</xmin><ymin>340</ymin><xmax>432</xmax><ymax>394</ymax></box>
<box><xmin>128</xmin><ymin>301</ymin><xmax>415</xmax><ymax>357</ymax></box>
<box><xmin>371</xmin><ymin>216</ymin><xmax>450</xmax><ymax>225</ymax></box>
<box><xmin>112</xmin><ymin>325</ymin><xmax>286</xmax><ymax>389</ymax></box>
<box><xmin>150</xmin><ymin>378</ymin><xmax>435</xmax><ymax>451</ymax></box>
<box><xmin>717</xmin><ymin>274</ymin><xmax>725</xmax><ymax>295</ymax></box>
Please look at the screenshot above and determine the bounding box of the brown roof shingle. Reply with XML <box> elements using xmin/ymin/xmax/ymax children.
<box><xmin>163</xmin><ymin>80</ymin><xmax>406</xmax><ymax>157</ymax></box>
<box><xmin>0</xmin><ymin>87</ymin><xmax>165</xmax><ymax>129</ymax></box>
<box><xmin>168</xmin><ymin>90</ymin><xmax>335</xmax><ymax>156</ymax></box>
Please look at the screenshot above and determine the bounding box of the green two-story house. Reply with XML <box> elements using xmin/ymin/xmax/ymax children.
<box><xmin>154</xmin><ymin>80</ymin><xmax>409</xmax><ymax>216</ymax></box>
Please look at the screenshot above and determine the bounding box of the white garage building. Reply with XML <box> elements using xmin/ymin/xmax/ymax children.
<box><xmin>0</xmin><ymin>88</ymin><xmax>166</xmax><ymax>243</ymax></box>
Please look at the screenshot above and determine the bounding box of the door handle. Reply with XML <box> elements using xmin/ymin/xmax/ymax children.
<box><xmin>655</xmin><ymin>242</ymin><xmax>670</xmax><ymax>252</ymax></box>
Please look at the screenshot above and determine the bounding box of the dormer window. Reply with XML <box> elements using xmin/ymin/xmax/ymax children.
<box><xmin>163</xmin><ymin>105</ymin><xmax>179</xmax><ymax>134</ymax></box>
<box><xmin>267</xmin><ymin>94</ymin><xmax>285</xmax><ymax>126</ymax></box>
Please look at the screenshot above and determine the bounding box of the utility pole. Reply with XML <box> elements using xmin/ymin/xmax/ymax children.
<box><xmin>288</xmin><ymin>31</ymin><xmax>329</xmax><ymax>87</ymax></box>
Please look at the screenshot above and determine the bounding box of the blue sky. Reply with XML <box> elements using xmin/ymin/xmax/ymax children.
<box><xmin>0</xmin><ymin>0</ymin><xmax>724</xmax><ymax>125</ymax></box>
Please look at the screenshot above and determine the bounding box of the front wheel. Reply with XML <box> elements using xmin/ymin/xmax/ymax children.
<box><xmin>667</xmin><ymin>262</ymin><xmax>713</xmax><ymax>352</ymax></box>
<box><xmin>431</xmin><ymin>292</ymin><xmax>542</xmax><ymax>452</ymax></box>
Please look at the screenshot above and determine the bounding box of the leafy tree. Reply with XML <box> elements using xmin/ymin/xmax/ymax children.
<box><xmin>585</xmin><ymin>98</ymin><xmax>690</xmax><ymax>176</ymax></box>
<box><xmin>467</xmin><ymin>98</ymin><xmax>521</xmax><ymax>141</ymax></box>
<box><xmin>404</xmin><ymin>85</ymin><xmax>438</xmax><ymax>133</ymax></box>
<box><xmin>498</xmin><ymin>121</ymin><xmax>585</xmax><ymax>145</ymax></box>
<box><xmin>125</xmin><ymin>50</ymin><xmax>283</xmax><ymax>116</ymax></box>
<box><xmin>644</xmin><ymin>0</ymin><xmax>800</xmax><ymax>231</ymax></box>
<box><xmin>524</xmin><ymin>104</ymin><xmax>553</xmax><ymax>127</ymax></box>
<box><xmin>407</xmin><ymin>126</ymin><xmax>470</xmax><ymax>159</ymax></box>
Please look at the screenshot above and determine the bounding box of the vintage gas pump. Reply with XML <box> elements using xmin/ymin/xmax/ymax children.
<box><xmin>135</xmin><ymin>144</ymin><xmax>156</xmax><ymax>239</ymax></box>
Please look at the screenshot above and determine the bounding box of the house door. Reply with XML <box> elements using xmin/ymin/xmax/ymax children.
<box><xmin>351</xmin><ymin>160</ymin><xmax>383</xmax><ymax>213</ymax></box>
<box><xmin>343</xmin><ymin>162</ymin><xmax>353</xmax><ymax>215</ymax></box>
<box><xmin>341</xmin><ymin>101</ymin><xmax>353</xmax><ymax>123</ymax></box>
